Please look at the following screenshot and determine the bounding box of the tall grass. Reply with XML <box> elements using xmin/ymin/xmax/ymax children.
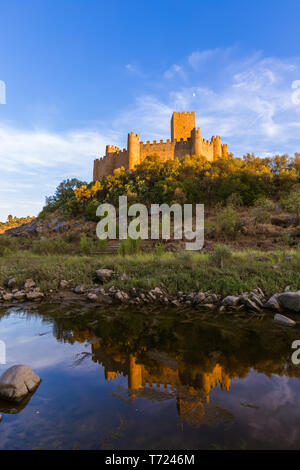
<box><xmin>0</xmin><ymin>248</ymin><xmax>299</xmax><ymax>296</ymax></box>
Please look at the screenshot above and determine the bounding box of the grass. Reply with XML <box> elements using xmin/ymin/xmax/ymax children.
<box><xmin>0</xmin><ymin>246</ymin><xmax>299</xmax><ymax>296</ymax></box>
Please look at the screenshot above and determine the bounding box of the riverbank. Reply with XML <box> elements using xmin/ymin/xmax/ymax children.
<box><xmin>0</xmin><ymin>249</ymin><xmax>299</xmax><ymax>315</ymax></box>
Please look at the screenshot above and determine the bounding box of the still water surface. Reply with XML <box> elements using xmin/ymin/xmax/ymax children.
<box><xmin>0</xmin><ymin>305</ymin><xmax>300</xmax><ymax>450</ymax></box>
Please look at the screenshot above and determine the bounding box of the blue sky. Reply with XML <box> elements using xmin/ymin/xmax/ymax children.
<box><xmin>0</xmin><ymin>0</ymin><xmax>300</xmax><ymax>221</ymax></box>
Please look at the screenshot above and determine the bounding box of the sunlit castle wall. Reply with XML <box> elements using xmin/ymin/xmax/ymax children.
<box><xmin>93</xmin><ymin>111</ymin><xmax>229</xmax><ymax>180</ymax></box>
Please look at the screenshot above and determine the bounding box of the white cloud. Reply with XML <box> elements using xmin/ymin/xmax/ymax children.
<box><xmin>125</xmin><ymin>63</ymin><xmax>144</xmax><ymax>76</ymax></box>
<box><xmin>0</xmin><ymin>125</ymin><xmax>119</xmax><ymax>220</ymax></box>
<box><xmin>163</xmin><ymin>64</ymin><xmax>184</xmax><ymax>79</ymax></box>
<box><xmin>188</xmin><ymin>49</ymin><xmax>217</xmax><ymax>68</ymax></box>
<box><xmin>0</xmin><ymin>126</ymin><xmax>109</xmax><ymax>174</ymax></box>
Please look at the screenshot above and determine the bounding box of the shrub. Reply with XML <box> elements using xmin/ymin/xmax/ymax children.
<box><xmin>154</xmin><ymin>243</ymin><xmax>165</xmax><ymax>257</ymax></box>
<box><xmin>84</xmin><ymin>199</ymin><xmax>100</xmax><ymax>221</ymax></box>
<box><xmin>0</xmin><ymin>246</ymin><xmax>13</xmax><ymax>257</ymax></box>
<box><xmin>216</xmin><ymin>206</ymin><xmax>242</xmax><ymax>238</ymax></box>
<box><xmin>0</xmin><ymin>236</ymin><xmax>19</xmax><ymax>251</ymax></box>
<box><xmin>252</xmin><ymin>197</ymin><xmax>275</xmax><ymax>224</ymax></box>
<box><xmin>209</xmin><ymin>245</ymin><xmax>232</xmax><ymax>268</ymax></box>
<box><xmin>97</xmin><ymin>238</ymin><xmax>108</xmax><ymax>252</ymax></box>
<box><xmin>226</xmin><ymin>192</ymin><xmax>243</xmax><ymax>208</ymax></box>
<box><xmin>32</xmin><ymin>238</ymin><xmax>73</xmax><ymax>255</ymax></box>
<box><xmin>280</xmin><ymin>184</ymin><xmax>300</xmax><ymax>225</ymax></box>
<box><xmin>118</xmin><ymin>238</ymin><xmax>141</xmax><ymax>256</ymax></box>
<box><xmin>80</xmin><ymin>234</ymin><xmax>94</xmax><ymax>255</ymax></box>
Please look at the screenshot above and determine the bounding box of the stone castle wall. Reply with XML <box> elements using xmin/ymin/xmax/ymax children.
<box><xmin>93</xmin><ymin>112</ymin><xmax>228</xmax><ymax>180</ymax></box>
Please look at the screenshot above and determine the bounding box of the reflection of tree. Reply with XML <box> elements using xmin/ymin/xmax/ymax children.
<box><xmin>42</xmin><ymin>306</ymin><xmax>300</xmax><ymax>382</ymax></box>
<box><xmin>3</xmin><ymin>305</ymin><xmax>300</xmax><ymax>425</ymax></box>
<box><xmin>13</xmin><ymin>305</ymin><xmax>300</xmax><ymax>425</ymax></box>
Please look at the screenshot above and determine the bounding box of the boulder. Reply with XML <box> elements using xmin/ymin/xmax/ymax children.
<box><xmin>277</xmin><ymin>292</ymin><xmax>300</xmax><ymax>313</ymax></box>
<box><xmin>95</xmin><ymin>269</ymin><xmax>113</xmax><ymax>282</ymax></box>
<box><xmin>221</xmin><ymin>295</ymin><xmax>240</xmax><ymax>307</ymax></box>
<box><xmin>59</xmin><ymin>280</ymin><xmax>69</xmax><ymax>289</ymax></box>
<box><xmin>2</xmin><ymin>293</ymin><xmax>13</xmax><ymax>301</ymax></box>
<box><xmin>244</xmin><ymin>298</ymin><xmax>261</xmax><ymax>312</ymax></box>
<box><xmin>193</xmin><ymin>292</ymin><xmax>206</xmax><ymax>304</ymax></box>
<box><xmin>26</xmin><ymin>290</ymin><xmax>44</xmax><ymax>301</ymax></box>
<box><xmin>249</xmin><ymin>293</ymin><xmax>264</xmax><ymax>309</ymax></box>
<box><xmin>4</xmin><ymin>221</ymin><xmax>37</xmax><ymax>237</ymax></box>
<box><xmin>201</xmin><ymin>303</ymin><xmax>215</xmax><ymax>310</ymax></box>
<box><xmin>0</xmin><ymin>365</ymin><xmax>41</xmax><ymax>402</ymax></box>
<box><xmin>74</xmin><ymin>285</ymin><xmax>85</xmax><ymax>294</ymax></box>
<box><xmin>274</xmin><ymin>313</ymin><xmax>296</xmax><ymax>327</ymax></box>
<box><xmin>53</xmin><ymin>222</ymin><xmax>69</xmax><ymax>233</ymax></box>
<box><xmin>271</xmin><ymin>216</ymin><xmax>293</xmax><ymax>228</ymax></box>
<box><xmin>115</xmin><ymin>290</ymin><xmax>129</xmax><ymax>302</ymax></box>
<box><xmin>13</xmin><ymin>291</ymin><xmax>25</xmax><ymax>301</ymax></box>
<box><xmin>87</xmin><ymin>293</ymin><xmax>98</xmax><ymax>302</ymax></box>
<box><xmin>152</xmin><ymin>287</ymin><xmax>164</xmax><ymax>296</ymax></box>
<box><xmin>24</xmin><ymin>279</ymin><xmax>35</xmax><ymax>289</ymax></box>
<box><xmin>264</xmin><ymin>294</ymin><xmax>280</xmax><ymax>311</ymax></box>
<box><xmin>7</xmin><ymin>278</ymin><xmax>16</xmax><ymax>288</ymax></box>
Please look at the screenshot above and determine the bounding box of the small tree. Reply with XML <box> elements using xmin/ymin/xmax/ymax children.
<box><xmin>209</xmin><ymin>245</ymin><xmax>232</xmax><ymax>268</ymax></box>
<box><xmin>280</xmin><ymin>184</ymin><xmax>300</xmax><ymax>225</ymax></box>
<box><xmin>216</xmin><ymin>206</ymin><xmax>242</xmax><ymax>238</ymax></box>
<box><xmin>252</xmin><ymin>197</ymin><xmax>275</xmax><ymax>224</ymax></box>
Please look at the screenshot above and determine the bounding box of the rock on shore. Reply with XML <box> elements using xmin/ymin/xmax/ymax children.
<box><xmin>0</xmin><ymin>365</ymin><xmax>41</xmax><ymax>402</ymax></box>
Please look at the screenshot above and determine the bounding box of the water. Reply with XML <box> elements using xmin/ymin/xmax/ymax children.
<box><xmin>0</xmin><ymin>304</ymin><xmax>300</xmax><ymax>450</ymax></box>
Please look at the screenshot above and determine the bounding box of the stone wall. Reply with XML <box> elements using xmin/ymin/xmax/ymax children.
<box><xmin>93</xmin><ymin>111</ymin><xmax>229</xmax><ymax>180</ymax></box>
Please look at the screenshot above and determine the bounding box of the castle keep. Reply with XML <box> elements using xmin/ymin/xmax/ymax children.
<box><xmin>93</xmin><ymin>111</ymin><xmax>228</xmax><ymax>180</ymax></box>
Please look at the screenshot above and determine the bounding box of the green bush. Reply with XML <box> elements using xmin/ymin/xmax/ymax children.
<box><xmin>84</xmin><ymin>199</ymin><xmax>100</xmax><ymax>221</ymax></box>
<box><xmin>216</xmin><ymin>206</ymin><xmax>242</xmax><ymax>238</ymax></box>
<box><xmin>154</xmin><ymin>243</ymin><xmax>165</xmax><ymax>257</ymax></box>
<box><xmin>80</xmin><ymin>234</ymin><xmax>95</xmax><ymax>255</ymax></box>
<box><xmin>97</xmin><ymin>238</ymin><xmax>108</xmax><ymax>252</ymax></box>
<box><xmin>32</xmin><ymin>238</ymin><xmax>73</xmax><ymax>255</ymax></box>
<box><xmin>280</xmin><ymin>184</ymin><xmax>300</xmax><ymax>224</ymax></box>
<box><xmin>0</xmin><ymin>246</ymin><xmax>13</xmax><ymax>257</ymax></box>
<box><xmin>118</xmin><ymin>238</ymin><xmax>141</xmax><ymax>256</ymax></box>
<box><xmin>226</xmin><ymin>192</ymin><xmax>243</xmax><ymax>208</ymax></box>
<box><xmin>209</xmin><ymin>245</ymin><xmax>232</xmax><ymax>268</ymax></box>
<box><xmin>0</xmin><ymin>236</ymin><xmax>19</xmax><ymax>251</ymax></box>
<box><xmin>252</xmin><ymin>197</ymin><xmax>275</xmax><ymax>223</ymax></box>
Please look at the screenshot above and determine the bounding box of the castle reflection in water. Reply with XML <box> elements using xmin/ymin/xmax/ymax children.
<box><xmin>89</xmin><ymin>338</ymin><xmax>231</xmax><ymax>424</ymax></box>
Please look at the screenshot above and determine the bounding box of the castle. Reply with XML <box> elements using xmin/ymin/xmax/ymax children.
<box><xmin>93</xmin><ymin>111</ymin><xmax>228</xmax><ymax>180</ymax></box>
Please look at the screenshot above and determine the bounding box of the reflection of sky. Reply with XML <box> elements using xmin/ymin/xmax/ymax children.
<box><xmin>208</xmin><ymin>371</ymin><xmax>300</xmax><ymax>449</ymax></box>
<box><xmin>1</xmin><ymin>310</ymin><xmax>300</xmax><ymax>449</ymax></box>
<box><xmin>0</xmin><ymin>311</ymin><xmax>97</xmax><ymax>372</ymax></box>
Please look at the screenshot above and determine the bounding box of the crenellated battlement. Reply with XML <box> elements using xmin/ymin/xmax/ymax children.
<box><xmin>172</xmin><ymin>111</ymin><xmax>195</xmax><ymax>117</ymax></box>
<box><xmin>93</xmin><ymin>111</ymin><xmax>229</xmax><ymax>180</ymax></box>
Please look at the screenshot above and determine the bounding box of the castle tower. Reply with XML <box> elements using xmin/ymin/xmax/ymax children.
<box><xmin>171</xmin><ymin>111</ymin><xmax>195</xmax><ymax>142</ymax></box>
<box><xmin>191</xmin><ymin>127</ymin><xmax>202</xmax><ymax>156</ymax></box>
<box><xmin>93</xmin><ymin>159</ymin><xmax>99</xmax><ymax>181</ymax></box>
<box><xmin>128</xmin><ymin>355</ymin><xmax>143</xmax><ymax>390</ymax></box>
<box><xmin>222</xmin><ymin>143</ymin><xmax>228</xmax><ymax>158</ymax></box>
<box><xmin>213</xmin><ymin>135</ymin><xmax>222</xmax><ymax>160</ymax></box>
<box><xmin>128</xmin><ymin>132</ymin><xmax>140</xmax><ymax>170</ymax></box>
